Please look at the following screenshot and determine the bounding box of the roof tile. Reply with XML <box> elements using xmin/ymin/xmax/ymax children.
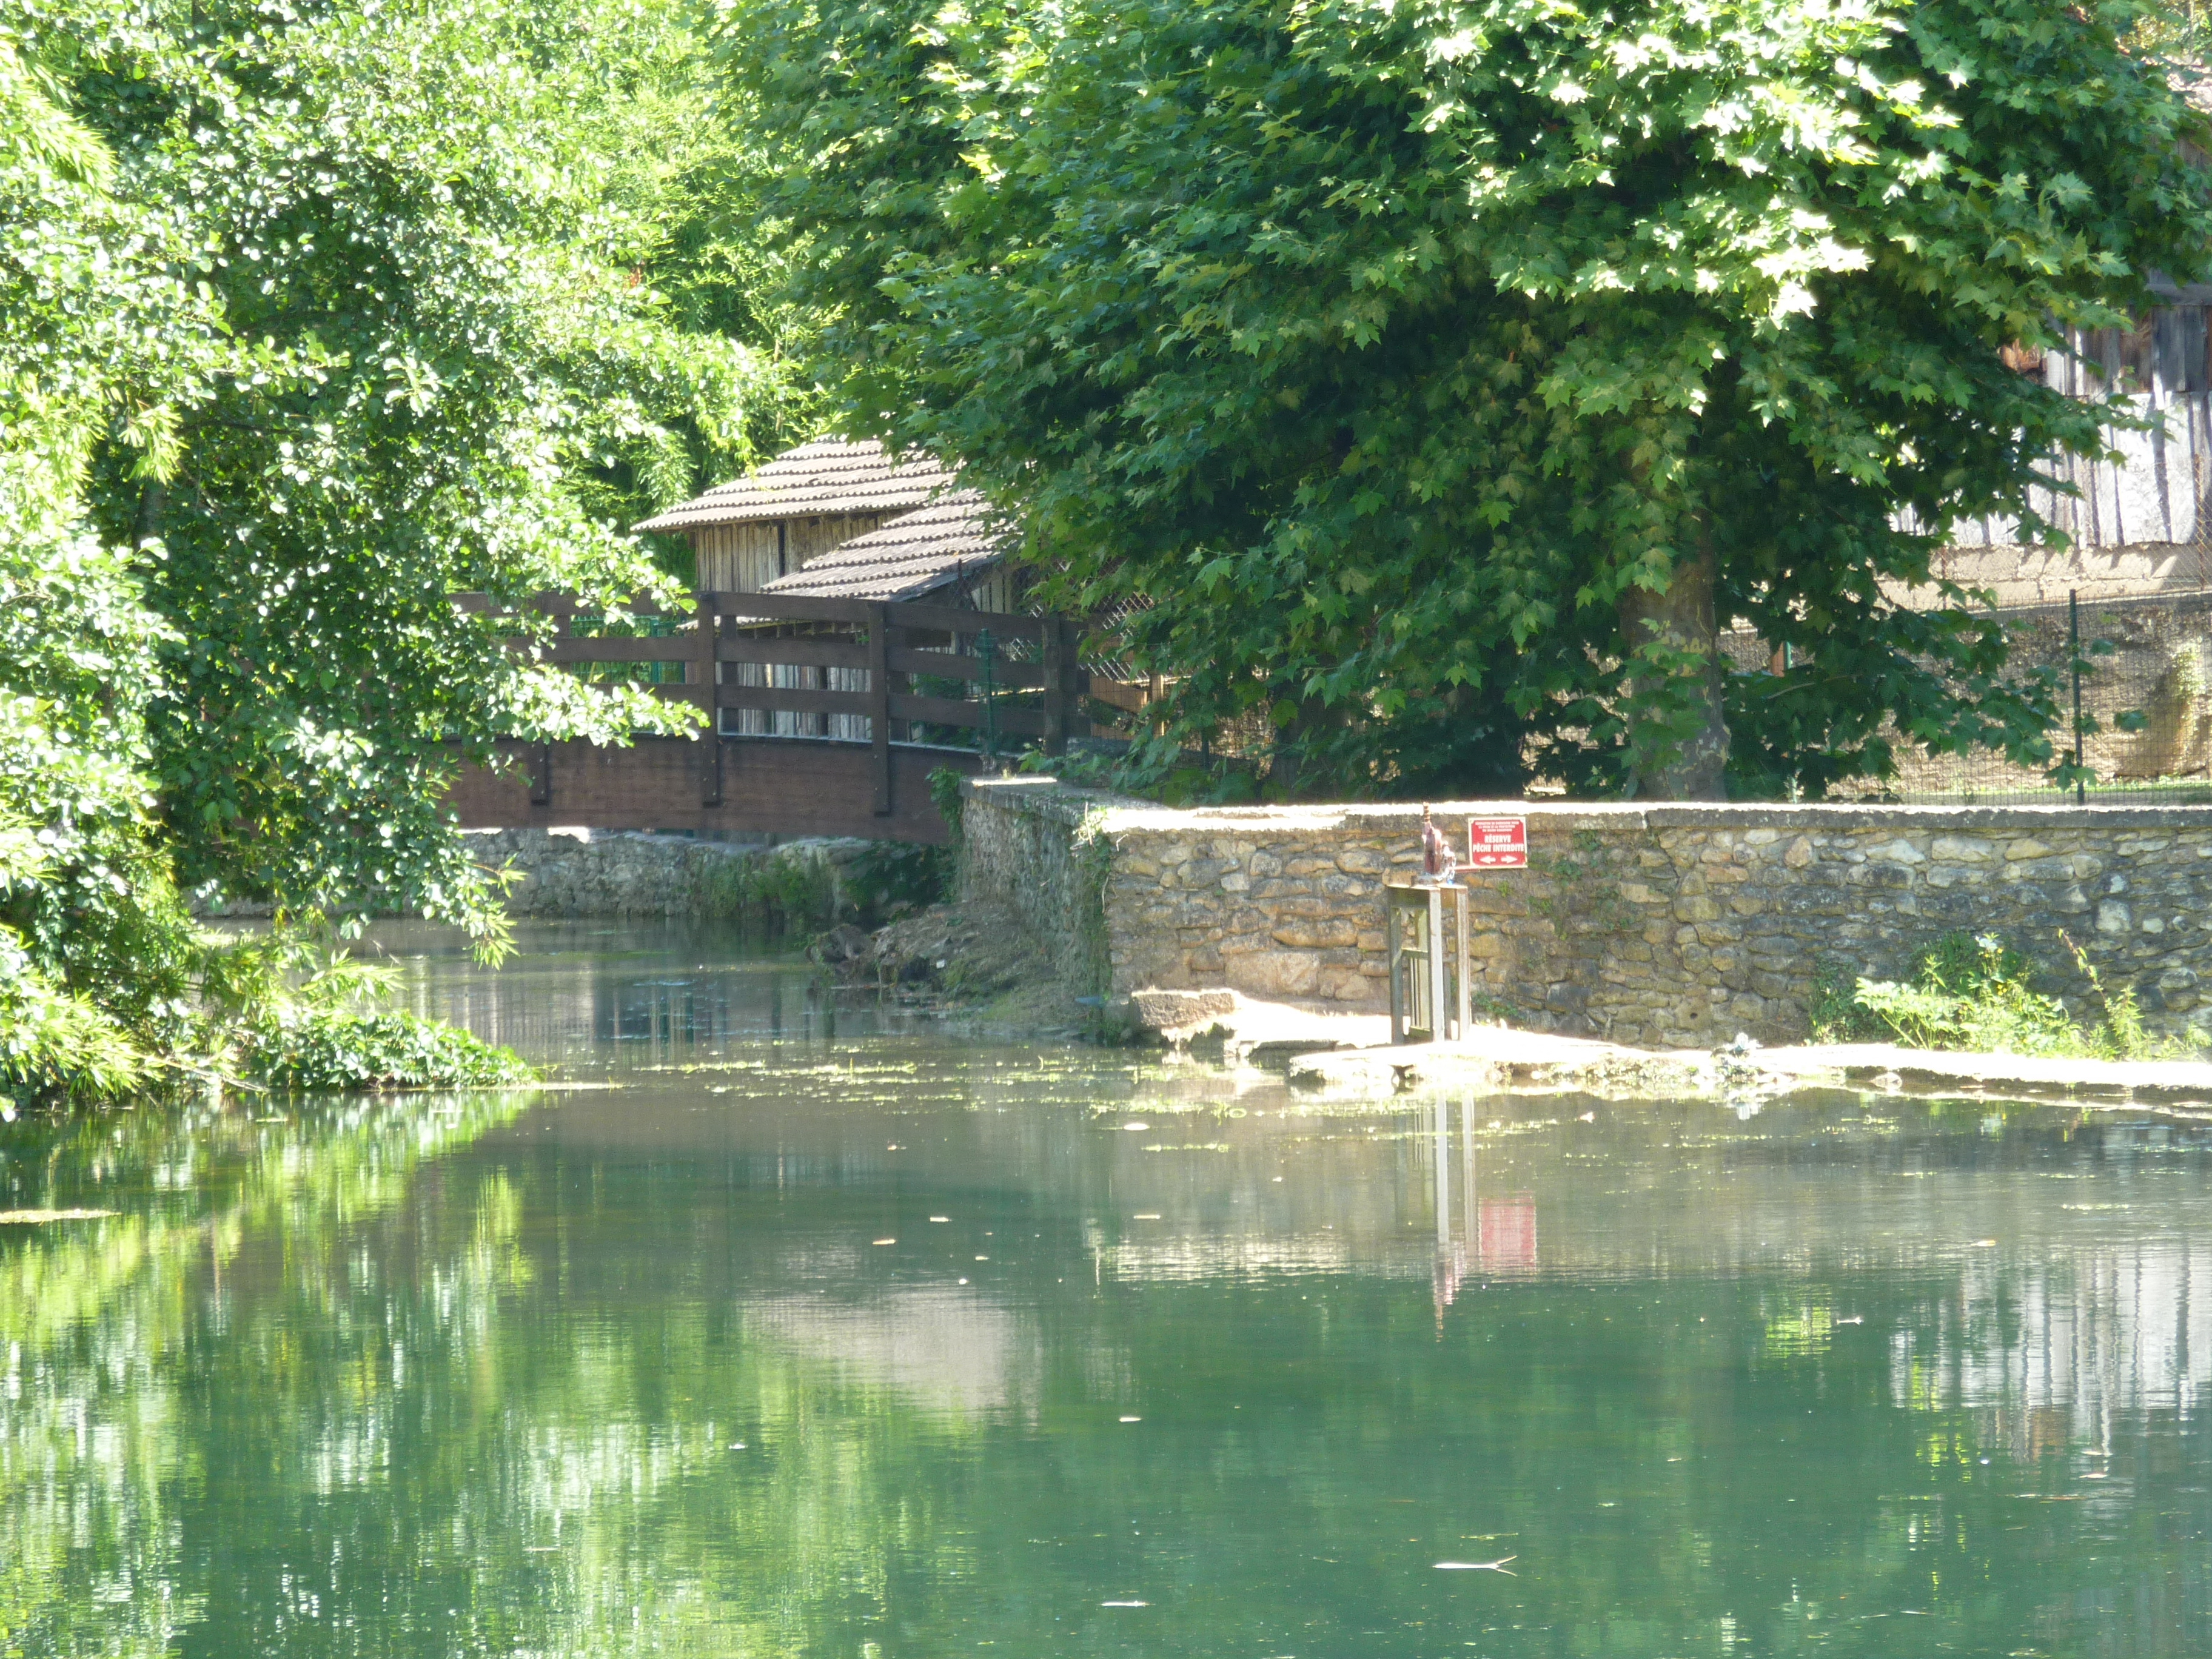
<box><xmin>634</xmin><ymin>437</ymin><xmax>959</xmax><ymax>533</ymax></box>
<box><xmin>756</xmin><ymin>492</ymin><xmax>1012</xmax><ymax>603</ymax></box>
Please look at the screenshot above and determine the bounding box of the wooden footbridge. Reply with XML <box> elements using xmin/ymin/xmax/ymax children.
<box><xmin>447</xmin><ymin>591</ymin><xmax>1092</xmax><ymax>845</ymax></box>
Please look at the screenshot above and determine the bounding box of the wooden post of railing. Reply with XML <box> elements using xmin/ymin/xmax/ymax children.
<box><xmin>1062</xmin><ymin>617</ymin><xmax>1088</xmax><ymax>745</ymax></box>
<box><xmin>1042</xmin><ymin>618</ymin><xmax>1069</xmax><ymax>757</ymax></box>
<box><xmin>867</xmin><ymin>601</ymin><xmax>893</xmax><ymax>816</ymax></box>
<box><xmin>697</xmin><ymin>591</ymin><xmax>723</xmax><ymax>806</ymax></box>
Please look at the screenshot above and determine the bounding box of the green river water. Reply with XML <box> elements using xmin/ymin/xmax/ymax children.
<box><xmin>3</xmin><ymin>922</ymin><xmax>2210</xmax><ymax>1657</ymax></box>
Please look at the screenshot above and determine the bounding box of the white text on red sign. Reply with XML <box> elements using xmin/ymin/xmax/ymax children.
<box><xmin>1467</xmin><ymin>816</ymin><xmax>1529</xmax><ymax>869</ymax></box>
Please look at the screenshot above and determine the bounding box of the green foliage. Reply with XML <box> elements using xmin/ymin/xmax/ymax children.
<box><xmin>245</xmin><ymin>1009</ymin><xmax>532</xmax><ymax>1093</ymax></box>
<box><xmin>926</xmin><ymin>765</ymin><xmax>967</xmax><ymax>846</ymax></box>
<box><xmin>1019</xmin><ymin>739</ymin><xmax>1265</xmax><ymax>806</ymax></box>
<box><xmin>846</xmin><ymin>840</ymin><xmax>951</xmax><ymax>922</ymax></box>
<box><xmin>695</xmin><ymin>844</ymin><xmax>848</xmax><ymax>936</ymax></box>
<box><xmin>1</xmin><ymin>0</ymin><xmax>819</xmax><ymax>1103</ymax></box>
<box><xmin>1815</xmin><ymin>931</ymin><xmax>2203</xmax><ymax>1058</ymax></box>
<box><xmin>746</xmin><ymin>0</ymin><xmax>2212</xmax><ymax>799</ymax></box>
<box><xmin>219</xmin><ymin>936</ymin><xmax>532</xmax><ymax>1092</ymax></box>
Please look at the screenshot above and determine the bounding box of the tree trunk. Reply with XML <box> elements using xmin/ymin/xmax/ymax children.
<box><xmin>1265</xmin><ymin>695</ymin><xmax>1335</xmax><ymax>801</ymax></box>
<box><xmin>132</xmin><ymin>480</ymin><xmax>165</xmax><ymax>549</ymax></box>
<box><xmin>1617</xmin><ymin>532</ymin><xmax>1729</xmax><ymax>800</ymax></box>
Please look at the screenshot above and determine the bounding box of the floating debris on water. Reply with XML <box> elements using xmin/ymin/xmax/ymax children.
<box><xmin>0</xmin><ymin>1208</ymin><xmax>119</xmax><ymax>1224</ymax></box>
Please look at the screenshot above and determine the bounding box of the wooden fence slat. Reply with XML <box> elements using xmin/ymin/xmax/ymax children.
<box><xmin>888</xmin><ymin>694</ymin><xmax>1048</xmax><ymax>737</ymax></box>
<box><xmin>1043</xmin><ymin>618</ymin><xmax>1068</xmax><ymax>755</ymax></box>
<box><xmin>886</xmin><ymin>646</ymin><xmax>1050</xmax><ymax>688</ymax></box>
<box><xmin>707</xmin><ymin>590</ymin><xmax>879</xmax><ymax>626</ymax></box>
<box><xmin>538</xmin><ymin>637</ymin><xmax>693</xmax><ymax>665</ymax></box>
<box><xmin>718</xmin><ymin>637</ymin><xmax>872</xmax><ymax>671</ymax></box>
<box><xmin>458</xmin><ymin>591</ymin><xmax>685</xmax><ymax>618</ymax></box>
<box><xmin>883</xmin><ymin>598</ymin><xmax>1048</xmax><ymax>642</ymax></box>
<box><xmin>468</xmin><ymin>589</ymin><xmax>1079</xmax><ymax>761</ymax></box>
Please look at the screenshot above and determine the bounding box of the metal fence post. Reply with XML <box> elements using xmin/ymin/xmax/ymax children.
<box><xmin>2070</xmin><ymin>587</ymin><xmax>2085</xmax><ymax>806</ymax></box>
<box><xmin>1388</xmin><ymin>887</ymin><xmax>1406</xmax><ymax>1044</ymax></box>
<box><xmin>1455</xmin><ymin>885</ymin><xmax>1471</xmax><ymax>1040</ymax></box>
<box><xmin>1427</xmin><ymin>886</ymin><xmax>1447</xmax><ymax>1047</ymax></box>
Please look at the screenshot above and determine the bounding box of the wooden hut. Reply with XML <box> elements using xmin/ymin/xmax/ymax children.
<box><xmin>634</xmin><ymin>435</ymin><xmax>964</xmax><ymax>592</ymax></box>
<box><xmin>635</xmin><ymin>439</ymin><xmax>1024</xmax><ymax>743</ymax></box>
<box><xmin>1928</xmin><ymin>280</ymin><xmax>2212</xmax><ymax>605</ymax></box>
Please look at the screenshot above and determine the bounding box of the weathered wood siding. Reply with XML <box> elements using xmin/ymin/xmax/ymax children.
<box><xmin>1943</xmin><ymin>302</ymin><xmax>2212</xmax><ymax>554</ymax></box>
<box><xmin>691</xmin><ymin>514</ymin><xmax>886</xmax><ymax>592</ymax></box>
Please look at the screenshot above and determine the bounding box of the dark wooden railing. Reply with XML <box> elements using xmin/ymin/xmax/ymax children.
<box><xmin>459</xmin><ymin>591</ymin><xmax>1087</xmax><ymax>821</ymax></box>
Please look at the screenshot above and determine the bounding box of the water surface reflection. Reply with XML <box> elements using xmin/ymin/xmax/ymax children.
<box><xmin>1</xmin><ymin>923</ymin><xmax>2208</xmax><ymax>1656</ymax></box>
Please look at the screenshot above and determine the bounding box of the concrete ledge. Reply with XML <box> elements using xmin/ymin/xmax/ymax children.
<box><xmin>1751</xmin><ymin>1043</ymin><xmax>2212</xmax><ymax>1107</ymax></box>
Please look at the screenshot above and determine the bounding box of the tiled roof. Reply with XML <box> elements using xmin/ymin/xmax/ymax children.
<box><xmin>634</xmin><ymin>437</ymin><xmax>959</xmax><ymax>534</ymax></box>
<box><xmin>757</xmin><ymin>492</ymin><xmax>1012</xmax><ymax>602</ymax></box>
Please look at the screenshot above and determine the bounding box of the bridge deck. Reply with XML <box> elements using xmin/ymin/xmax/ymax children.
<box><xmin>448</xmin><ymin>737</ymin><xmax>983</xmax><ymax>843</ymax></box>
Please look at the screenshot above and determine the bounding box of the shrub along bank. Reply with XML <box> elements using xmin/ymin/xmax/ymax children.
<box><xmin>1814</xmin><ymin>932</ymin><xmax>2194</xmax><ymax>1061</ymax></box>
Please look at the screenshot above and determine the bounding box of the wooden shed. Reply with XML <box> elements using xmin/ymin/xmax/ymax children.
<box><xmin>634</xmin><ymin>436</ymin><xmax>965</xmax><ymax>594</ymax></box>
<box><xmin>635</xmin><ymin>439</ymin><xmax>1030</xmax><ymax>743</ymax></box>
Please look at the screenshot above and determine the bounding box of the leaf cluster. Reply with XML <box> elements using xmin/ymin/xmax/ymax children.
<box><xmin>745</xmin><ymin>0</ymin><xmax>2212</xmax><ymax>797</ymax></box>
<box><xmin>1816</xmin><ymin>929</ymin><xmax>2205</xmax><ymax>1057</ymax></box>
<box><xmin>2</xmin><ymin>0</ymin><xmax>817</xmax><ymax>1104</ymax></box>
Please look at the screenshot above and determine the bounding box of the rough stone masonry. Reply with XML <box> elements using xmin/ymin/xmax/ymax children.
<box><xmin>959</xmin><ymin>779</ymin><xmax>2212</xmax><ymax>1047</ymax></box>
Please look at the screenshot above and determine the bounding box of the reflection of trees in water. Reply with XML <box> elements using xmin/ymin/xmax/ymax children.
<box><xmin>1894</xmin><ymin>1236</ymin><xmax>2212</xmax><ymax>1430</ymax></box>
<box><xmin>5</xmin><ymin>1059</ymin><xmax>2212</xmax><ymax>1657</ymax></box>
<box><xmin>0</xmin><ymin>1093</ymin><xmax>534</xmax><ymax>1658</ymax></box>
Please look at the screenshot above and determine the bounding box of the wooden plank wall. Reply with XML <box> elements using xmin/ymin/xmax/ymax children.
<box><xmin>694</xmin><ymin>514</ymin><xmax>891</xmax><ymax>740</ymax></box>
<box><xmin>1939</xmin><ymin>303</ymin><xmax>2212</xmax><ymax>565</ymax></box>
<box><xmin>691</xmin><ymin>514</ymin><xmax>885</xmax><ymax>592</ymax></box>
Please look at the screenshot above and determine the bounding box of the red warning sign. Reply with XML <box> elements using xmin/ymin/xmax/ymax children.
<box><xmin>1467</xmin><ymin>816</ymin><xmax>1528</xmax><ymax>869</ymax></box>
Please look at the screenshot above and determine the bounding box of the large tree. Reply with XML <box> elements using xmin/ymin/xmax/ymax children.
<box><xmin>2</xmin><ymin>0</ymin><xmax>816</xmax><ymax>1102</ymax></box>
<box><xmin>745</xmin><ymin>0</ymin><xmax>2212</xmax><ymax>798</ymax></box>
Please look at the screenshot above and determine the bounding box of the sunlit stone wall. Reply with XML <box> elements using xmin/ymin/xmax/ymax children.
<box><xmin>962</xmin><ymin>780</ymin><xmax>2212</xmax><ymax>1047</ymax></box>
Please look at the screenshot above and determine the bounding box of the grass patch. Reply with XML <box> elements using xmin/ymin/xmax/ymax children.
<box><xmin>1813</xmin><ymin>931</ymin><xmax>2205</xmax><ymax>1060</ymax></box>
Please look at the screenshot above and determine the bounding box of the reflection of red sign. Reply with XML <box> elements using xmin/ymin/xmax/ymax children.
<box><xmin>1467</xmin><ymin>816</ymin><xmax>1528</xmax><ymax>869</ymax></box>
<box><xmin>1479</xmin><ymin>1195</ymin><xmax>1538</xmax><ymax>1275</ymax></box>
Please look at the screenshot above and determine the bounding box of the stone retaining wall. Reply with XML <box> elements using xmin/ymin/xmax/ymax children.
<box><xmin>960</xmin><ymin>780</ymin><xmax>2212</xmax><ymax>1046</ymax></box>
<box><xmin>953</xmin><ymin>779</ymin><xmax>1121</xmax><ymax>998</ymax></box>
<box><xmin>455</xmin><ymin>830</ymin><xmax>865</xmax><ymax>919</ymax></box>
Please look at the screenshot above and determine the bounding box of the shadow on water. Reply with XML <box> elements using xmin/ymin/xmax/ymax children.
<box><xmin>2</xmin><ymin>922</ymin><xmax>2211</xmax><ymax>1655</ymax></box>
